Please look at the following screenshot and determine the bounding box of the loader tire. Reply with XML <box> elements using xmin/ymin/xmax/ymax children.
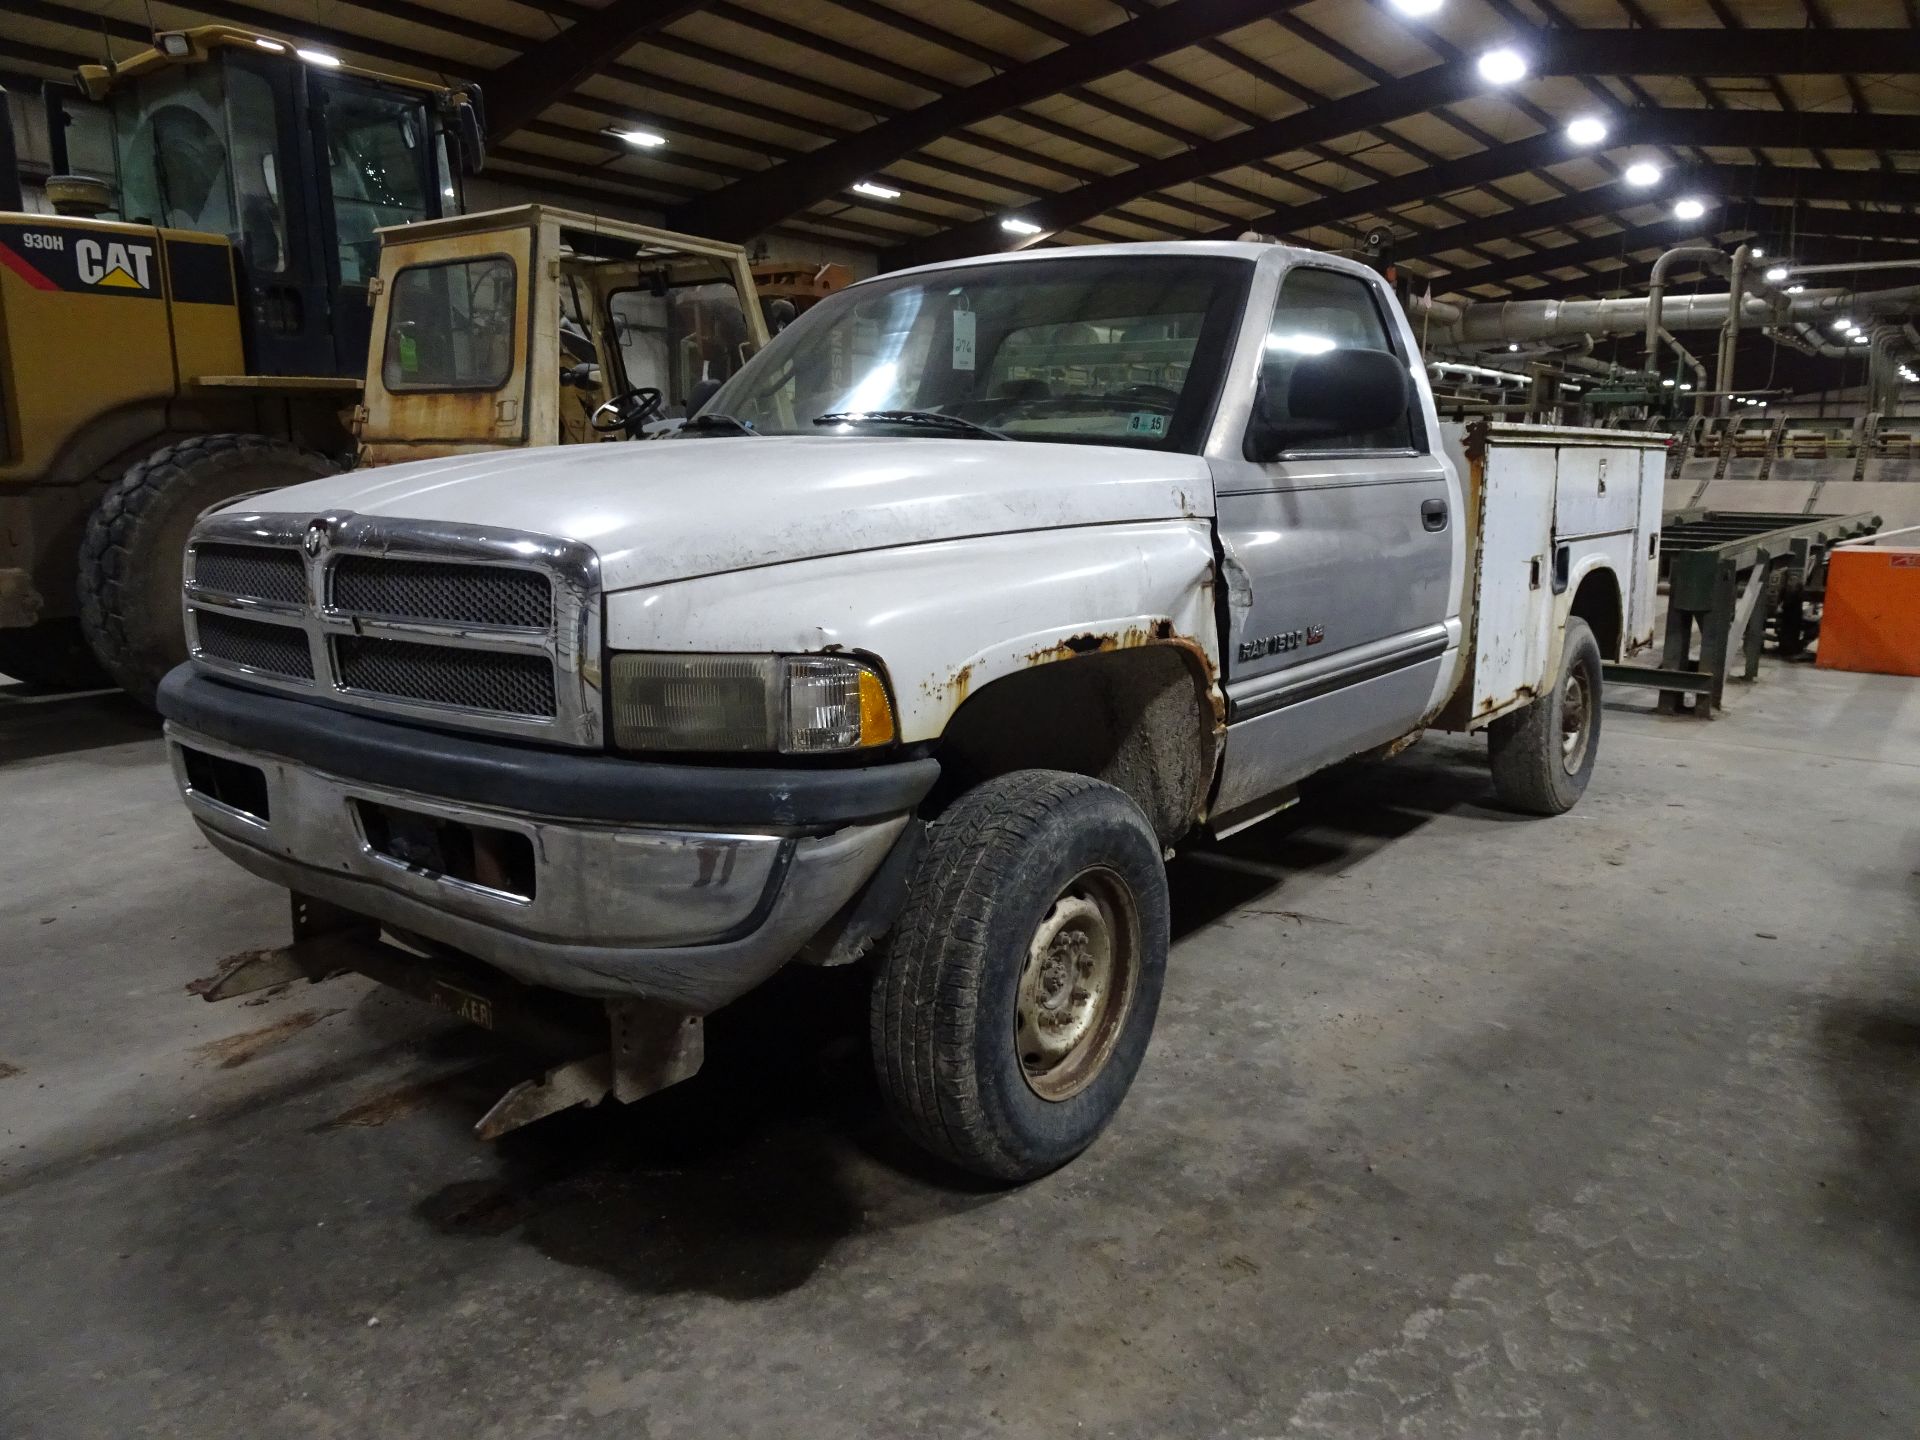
<box><xmin>78</xmin><ymin>434</ymin><xmax>338</xmax><ymax>705</ymax></box>
<box><xmin>870</xmin><ymin>770</ymin><xmax>1168</xmax><ymax>1184</ymax></box>
<box><xmin>0</xmin><ymin>618</ymin><xmax>109</xmax><ymax>692</ymax></box>
<box><xmin>1488</xmin><ymin>616</ymin><xmax>1603</xmax><ymax>817</ymax></box>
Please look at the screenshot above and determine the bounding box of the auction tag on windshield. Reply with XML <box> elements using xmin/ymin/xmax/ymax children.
<box><xmin>951</xmin><ymin>309</ymin><xmax>976</xmax><ymax>371</ymax></box>
<box><xmin>1128</xmin><ymin>412</ymin><xmax>1168</xmax><ymax>437</ymax></box>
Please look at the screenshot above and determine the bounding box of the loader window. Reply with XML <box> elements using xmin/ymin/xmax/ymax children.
<box><xmin>383</xmin><ymin>257</ymin><xmax>517</xmax><ymax>391</ymax></box>
<box><xmin>116</xmin><ymin>64</ymin><xmax>233</xmax><ymax>234</ymax></box>
<box><xmin>322</xmin><ymin>88</ymin><xmax>433</xmax><ymax>285</ymax></box>
<box><xmin>226</xmin><ymin>67</ymin><xmax>288</xmax><ymax>275</ymax></box>
<box><xmin>108</xmin><ymin>56</ymin><xmax>287</xmax><ymax>273</ymax></box>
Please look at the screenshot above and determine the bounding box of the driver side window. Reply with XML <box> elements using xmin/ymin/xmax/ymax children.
<box><xmin>1264</xmin><ymin>267</ymin><xmax>1417</xmax><ymax>454</ymax></box>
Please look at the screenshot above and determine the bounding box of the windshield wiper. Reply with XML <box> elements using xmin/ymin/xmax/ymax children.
<box><xmin>813</xmin><ymin>409</ymin><xmax>1007</xmax><ymax>440</ymax></box>
<box><xmin>679</xmin><ymin>412</ymin><xmax>759</xmax><ymax>436</ymax></box>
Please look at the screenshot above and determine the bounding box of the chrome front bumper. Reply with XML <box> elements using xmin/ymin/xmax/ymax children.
<box><xmin>166</xmin><ymin>721</ymin><xmax>909</xmax><ymax>1012</ymax></box>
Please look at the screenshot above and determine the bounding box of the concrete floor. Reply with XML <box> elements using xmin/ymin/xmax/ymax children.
<box><xmin>3</xmin><ymin>662</ymin><xmax>1918</xmax><ymax>1440</ymax></box>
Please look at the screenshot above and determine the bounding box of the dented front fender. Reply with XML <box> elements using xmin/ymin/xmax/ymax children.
<box><xmin>601</xmin><ymin>521</ymin><xmax>1224</xmax><ymax>745</ymax></box>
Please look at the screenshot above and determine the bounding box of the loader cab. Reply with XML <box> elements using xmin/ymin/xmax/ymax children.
<box><xmin>76</xmin><ymin>26</ymin><xmax>478</xmax><ymax>379</ymax></box>
<box><xmin>357</xmin><ymin>205</ymin><xmax>769</xmax><ymax>466</ymax></box>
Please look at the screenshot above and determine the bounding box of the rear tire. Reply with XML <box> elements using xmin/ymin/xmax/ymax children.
<box><xmin>78</xmin><ymin>434</ymin><xmax>338</xmax><ymax>705</ymax></box>
<box><xmin>1488</xmin><ymin>616</ymin><xmax>1602</xmax><ymax>816</ymax></box>
<box><xmin>870</xmin><ymin>770</ymin><xmax>1169</xmax><ymax>1184</ymax></box>
<box><xmin>0</xmin><ymin>618</ymin><xmax>109</xmax><ymax>691</ymax></box>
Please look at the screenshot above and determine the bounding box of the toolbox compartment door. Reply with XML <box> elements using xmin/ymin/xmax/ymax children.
<box><xmin>1469</xmin><ymin>442</ymin><xmax>1556</xmax><ymax>722</ymax></box>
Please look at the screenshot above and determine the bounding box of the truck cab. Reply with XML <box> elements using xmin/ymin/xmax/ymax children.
<box><xmin>159</xmin><ymin>240</ymin><xmax>1658</xmax><ymax>1184</ymax></box>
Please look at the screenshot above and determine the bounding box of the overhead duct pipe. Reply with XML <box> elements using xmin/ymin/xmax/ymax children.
<box><xmin>1413</xmin><ymin>282</ymin><xmax>1920</xmax><ymax>349</ymax></box>
<box><xmin>1715</xmin><ymin>245</ymin><xmax>1754</xmax><ymax>417</ymax></box>
<box><xmin>1645</xmin><ymin>245</ymin><xmax>1730</xmax><ymax>367</ymax></box>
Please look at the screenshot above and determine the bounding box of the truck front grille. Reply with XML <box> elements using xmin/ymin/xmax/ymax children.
<box><xmin>334</xmin><ymin>636</ymin><xmax>557</xmax><ymax>718</ymax></box>
<box><xmin>193</xmin><ymin>611</ymin><xmax>314</xmax><ymax>680</ymax></box>
<box><xmin>330</xmin><ymin>556</ymin><xmax>552</xmax><ymax>629</ymax></box>
<box><xmin>191</xmin><ymin>543</ymin><xmax>307</xmax><ymax>605</ymax></box>
<box><xmin>182</xmin><ymin>513</ymin><xmax>602</xmax><ymax>746</ymax></box>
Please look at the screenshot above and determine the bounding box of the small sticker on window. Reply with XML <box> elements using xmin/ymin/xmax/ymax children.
<box><xmin>951</xmin><ymin>309</ymin><xmax>976</xmax><ymax>371</ymax></box>
<box><xmin>1127</xmin><ymin>412</ymin><xmax>1168</xmax><ymax>437</ymax></box>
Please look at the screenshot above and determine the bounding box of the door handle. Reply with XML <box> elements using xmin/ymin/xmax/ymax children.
<box><xmin>1421</xmin><ymin>498</ymin><xmax>1449</xmax><ymax>532</ymax></box>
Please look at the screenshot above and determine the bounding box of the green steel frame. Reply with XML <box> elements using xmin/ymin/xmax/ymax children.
<box><xmin>1605</xmin><ymin>509</ymin><xmax>1881</xmax><ymax>718</ymax></box>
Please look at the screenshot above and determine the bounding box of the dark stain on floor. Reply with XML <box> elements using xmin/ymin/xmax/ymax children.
<box><xmin>193</xmin><ymin>1009</ymin><xmax>342</xmax><ymax>1069</ymax></box>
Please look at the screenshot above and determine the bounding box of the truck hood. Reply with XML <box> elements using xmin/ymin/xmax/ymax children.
<box><xmin>243</xmin><ymin>437</ymin><xmax>1214</xmax><ymax>591</ymax></box>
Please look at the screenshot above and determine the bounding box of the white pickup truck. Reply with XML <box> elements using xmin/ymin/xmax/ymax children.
<box><xmin>161</xmin><ymin>241</ymin><xmax>1660</xmax><ymax>1181</ymax></box>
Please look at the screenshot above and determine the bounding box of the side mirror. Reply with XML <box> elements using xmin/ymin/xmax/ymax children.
<box><xmin>455</xmin><ymin>98</ymin><xmax>486</xmax><ymax>175</ymax></box>
<box><xmin>1247</xmin><ymin>347</ymin><xmax>1412</xmax><ymax>460</ymax></box>
<box><xmin>686</xmin><ymin>377</ymin><xmax>723</xmax><ymax>417</ymax></box>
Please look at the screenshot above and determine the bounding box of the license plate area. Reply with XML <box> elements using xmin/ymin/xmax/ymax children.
<box><xmin>353</xmin><ymin>799</ymin><xmax>537</xmax><ymax>902</ymax></box>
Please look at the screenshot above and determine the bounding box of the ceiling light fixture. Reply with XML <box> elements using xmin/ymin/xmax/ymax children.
<box><xmin>1765</xmin><ymin>266</ymin><xmax>1789</xmax><ymax>282</ymax></box>
<box><xmin>1786</xmin><ymin>284</ymin><xmax>1806</xmax><ymax>294</ymax></box>
<box><xmin>295</xmin><ymin>47</ymin><xmax>341</xmax><ymax>66</ymax></box>
<box><xmin>1624</xmin><ymin>162</ymin><xmax>1663</xmax><ymax>188</ymax></box>
<box><xmin>1477</xmin><ymin>47</ymin><xmax>1528</xmax><ymax>85</ymax></box>
<box><xmin>1673</xmin><ymin>197</ymin><xmax>1707</xmax><ymax>221</ymax></box>
<box><xmin>1566</xmin><ymin>116</ymin><xmax>1609</xmax><ymax>146</ymax></box>
<box><xmin>1001</xmin><ymin>217</ymin><xmax>1043</xmax><ymax>236</ymax></box>
<box><xmin>1389</xmin><ymin>0</ymin><xmax>1444</xmax><ymax>14</ymax></box>
<box><xmin>254</xmin><ymin>37</ymin><xmax>287</xmax><ymax>51</ymax></box>
<box><xmin>1833</xmin><ymin>318</ymin><xmax>1855</xmax><ymax>331</ymax></box>
<box><xmin>851</xmin><ymin>181</ymin><xmax>901</xmax><ymax>200</ymax></box>
<box><xmin>605</xmin><ymin>126</ymin><xmax>668</xmax><ymax>148</ymax></box>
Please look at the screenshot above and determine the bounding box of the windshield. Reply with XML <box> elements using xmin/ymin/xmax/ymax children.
<box><xmin>114</xmin><ymin>62</ymin><xmax>236</xmax><ymax>234</ymax></box>
<box><xmin>322</xmin><ymin>86</ymin><xmax>434</xmax><ymax>285</ymax></box>
<box><xmin>701</xmin><ymin>254</ymin><xmax>1252</xmax><ymax>450</ymax></box>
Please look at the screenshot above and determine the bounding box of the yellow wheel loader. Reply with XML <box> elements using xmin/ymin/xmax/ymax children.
<box><xmin>0</xmin><ymin>26</ymin><xmax>482</xmax><ymax>700</ymax></box>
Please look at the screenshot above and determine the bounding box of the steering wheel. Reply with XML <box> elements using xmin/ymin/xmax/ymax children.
<box><xmin>590</xmin><ymin>386</ymin><xmax>666</xmax><ymax>437</ymax></box>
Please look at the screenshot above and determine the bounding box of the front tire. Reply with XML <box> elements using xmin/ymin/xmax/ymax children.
<box><xmin>870</xmin><ymin>771</ymin><xmax>1169</xmax><ymax>1184</ymax></box>
<box><xmin>1488</xmin><ymin>615</ymin><xmax>1603</xmax><ymax>816</ymax></box>
<box><xmin>78</xmin><ymin>434</ymin><xmax>338</xmax><ymax>705</ymax></box>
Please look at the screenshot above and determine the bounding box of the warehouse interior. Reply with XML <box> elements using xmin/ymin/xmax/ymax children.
<box><xmin>3</xmin><ymin>2</ymin><xmax>1919</xmax><ymax>1437</ymax></box>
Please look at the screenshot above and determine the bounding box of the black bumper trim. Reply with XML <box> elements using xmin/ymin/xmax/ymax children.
<box><xmin>159</xmin><ymin>665</ymin><xmax>940</xmax><ymax>829</ymax></box>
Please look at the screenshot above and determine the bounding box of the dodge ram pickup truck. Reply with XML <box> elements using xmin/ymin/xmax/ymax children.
<box><xmin>160</xmin><ymin>241</ymin><xmax>1660</xmax><ymax>1182</ymax></box>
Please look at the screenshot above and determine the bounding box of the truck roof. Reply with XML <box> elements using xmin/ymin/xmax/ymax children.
<box><xmin>877</xmin><ymin>238</ymin><xmax>1326</xmax><ymax>285</ymax></box>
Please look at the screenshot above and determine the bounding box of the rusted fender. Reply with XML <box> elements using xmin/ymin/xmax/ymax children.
<box><xmin>601</xmin><ymin>520</ymin><xmax>1225</xmax><ymax>745</ymax></box>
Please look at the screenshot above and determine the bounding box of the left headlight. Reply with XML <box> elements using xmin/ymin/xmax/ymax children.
<box><xmin>608</xmin><ymin>653</ymin><xmax>897</xmax><ymax>754</ymax></box>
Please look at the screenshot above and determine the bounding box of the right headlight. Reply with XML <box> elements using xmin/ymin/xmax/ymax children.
<box><xmin>608</xmin><ymin>652</ymin><xmax>897</xmax><ymax>754</ymax></box>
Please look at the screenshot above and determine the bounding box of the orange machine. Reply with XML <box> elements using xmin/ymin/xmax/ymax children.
<box><xmin>1817</xmin><ymin>542</ymin><xmax>1920</xmax><ymax>677</ymax></box>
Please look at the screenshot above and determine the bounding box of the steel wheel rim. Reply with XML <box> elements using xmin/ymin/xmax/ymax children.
<box><xmin>1561</xmin><ymin>670</ymin><xmax>1592</xmax><ymax>774</ymax></box>
<box><xmin>1015</xmin><ymin>867</ymin><xmax>1139</xmax><ymax>1102</ymax></box>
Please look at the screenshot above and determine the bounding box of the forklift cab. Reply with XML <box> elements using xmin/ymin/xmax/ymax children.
<box><xmin>70</xmin><ymin>26</ymin><xmax>480</xmax><ymax>379</ymax></box>
<box><xmin>357</xmin><ymin>205</ymin><xmax>769</xmax><ymax>466</ymax></box>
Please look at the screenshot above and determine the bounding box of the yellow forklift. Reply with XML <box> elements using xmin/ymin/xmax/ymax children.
<box><xmin>0</xmin><ymin>26</ymin><xmax>483</xmax><ymax>699</ymax></box>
